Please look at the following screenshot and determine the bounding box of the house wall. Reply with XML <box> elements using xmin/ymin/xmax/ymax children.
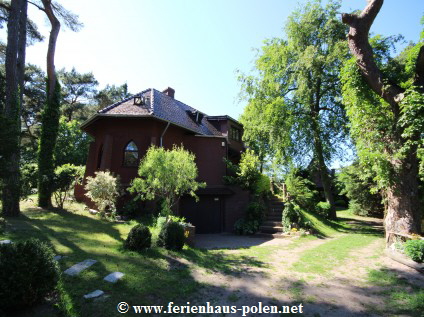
<box><xmin>75</xmin><ymin>116</ymin><xmax>249</xmax><ymax>232</ymax></box>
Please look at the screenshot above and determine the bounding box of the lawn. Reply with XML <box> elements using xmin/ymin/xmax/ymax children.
<box><xmin>1</xmin><ymin>199</ymin><xmax>423</xmax><ymax>317</ymax></box>
<box><xmin>1</xmin><ymin>199</ymin><xmax>262</xmax><ymax>317</ymax></box>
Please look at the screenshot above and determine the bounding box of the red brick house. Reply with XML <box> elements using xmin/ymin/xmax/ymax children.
<box><xmin>75</xmin><ymin>87</ymin><xmax>249</xmax><ymax>233</ymax></box>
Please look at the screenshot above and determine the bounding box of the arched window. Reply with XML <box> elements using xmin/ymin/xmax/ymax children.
<box><xmin>123</xmin><ymin>141</ymin><xmax>139</xmax><ymax>167</ymax></box>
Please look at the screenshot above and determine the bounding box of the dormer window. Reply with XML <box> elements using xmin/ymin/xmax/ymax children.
<box><xmin>186</xmin><ymin>110</ymin><xmax>204</xmax><ymax>124</ymax></box>
<box><xmin>123</xmin><ymin>141</ymin><xmax>139</xmax><ymax>167</ymax></box>
<box><xmin>134</xmin><ymin>96</ymin><xmax>143</xmax><ymax>105</ymax></box>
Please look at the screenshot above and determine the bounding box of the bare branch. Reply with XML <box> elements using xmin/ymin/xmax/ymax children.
<box><xmin>27</xmin><ymin>0</ymin><xmax>45</xmax><ymax>12</ymax></box>
<box><xmin>342</xmin><ymin>0</ymin><xmax>404</xmax><ymax>116</ymax></box>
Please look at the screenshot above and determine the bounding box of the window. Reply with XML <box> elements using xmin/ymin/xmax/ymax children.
<box><xmin>229</xmin><ymin>126</ymin><xmax>241</xmax><ymax>142</ymax></box>
<box><xmin>123</xmin><ymin>141</ymin><xmax>139</xmax><ymax>167</ymax></box>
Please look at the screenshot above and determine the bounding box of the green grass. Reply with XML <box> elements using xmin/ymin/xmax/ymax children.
<box><xmin>0</xmin><ymin>199</ymin><xmax>266</xmax><ymax>317</ymax></box>
<box><xmin>368</xmin><ymin>268</ymin><xmax>424</xmax><ymax>316</ymax></box>
<box><xmin>292</xmin><ymin>234</ymin><xmax>378</xmax><ymax>275</ymax></box>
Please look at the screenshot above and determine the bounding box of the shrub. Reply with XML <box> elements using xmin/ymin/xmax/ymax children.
<box><xmin>158</xmin><ymin>221</ymin><xmax>185</xmax><ymax>250</ymax></box>
<box><xmin>20</xmin><ymin>163</ymin><xmax>38</xmax><ymax>199</ymax></box>
<box><xmin>84</xmin><ymin>170</ymin><xmax>120</xmax><ymax>217</ymax></box>
<box><xmin>316</xmin><ymin>201</ymin><xmax>331</xmax><ymax>217</ymax></box>
<box><xmin>404</xmin><ymin>239</ymin><xmax>424</xmax><ymax>263</ymax></box>
<box><xmin>234</xmin><ymin>198</ymin><xmax>266</xmax><ymax>235</ymax></box>
<box><xmin>234</xmin><ymin>218</ymin><xmax>260</xmax><ymax>235</ymax></box>
<box><xmin>337</xmin><ymin>162</ymin><xmax>384</xmax><ymax>217</ymax></box>
<box><xmin>281</xmin><ymin>202</ymin><xmax>307</xmax><ymax>232</ymax></box>
<box><xmin>52</xmin><ymin>164</ymin><xmax>85</xmax><ymax>209</ymax></box>
<box><xmin>124</xmin><ymin>224</ymin><xmax>152</xmax><ymax>251</ymax></box>
<box><xmin>0</xmin><ymin>239</ymin><xmax>60</xmax><ymax>310</ymax></box>
<box><xmin>285</xmin><ymin>170</ymin><xmax>318</xmax><ymax>210</ymax></box>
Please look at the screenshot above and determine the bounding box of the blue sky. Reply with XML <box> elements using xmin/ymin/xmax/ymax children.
<box><xmin>17</xmin><ymin>0</ymin><xmax>424</xmax><ymax>120</ymax></box>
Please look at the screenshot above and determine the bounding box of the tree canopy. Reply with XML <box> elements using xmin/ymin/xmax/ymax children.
<box><xmin>239</xmin><ymin>0</ymin><xmax>350</xmax><ymax>218</ymax></box>
<box><xmin>129</xmin><ymin>146</ymin><xmax>205</xmax><ymax>216</ymax></box>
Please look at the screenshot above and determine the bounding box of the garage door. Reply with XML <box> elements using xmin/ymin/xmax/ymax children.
<box><xmin>180</xmin><ymin>196</ymin><xmax>223</xmax><ymax>233</ymax></box>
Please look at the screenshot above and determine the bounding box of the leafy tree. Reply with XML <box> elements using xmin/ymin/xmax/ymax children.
<box><xmin>58</xmin><ymin>67</ymin><xmax>98</xmax><ymax>122</ymax></box>
<box><xmin>0</xmin><ymin>0</ymin><xmax>28</xmax><ymax>216</ymax></box>
<box><xmin>54</xmin><ymin>117</ymin><xmax>92</xmax><ymax>166</ymax></box>
<box><xmin>337</xmin><ymin>162</ymin><xmax>384</xmax><ymax>217</ymax></box>
<box><xmin>94</xmin><ymin>83</ymin><xmax>131</xmax><ymax>110</ymax></box>
<box><xmin>52</xmin><ymin>164</ymin><xmax>84</xmax><ymax>209</ymax></box>
<box><xmin>36</xmin><ymin>0</ymin><xmax>82</xmax><ymax>208</ymax></box>
<box><xmin>129</xmin><ymin>145</ymin><xmax>205</xmax><ymax>217</ymax></box>
<box><xmin>239</xmin><ymin>0</ymin><xmax>350</xmax><ymax>219</ymax></box>
<box><xmin>341</xmin><ymin>0</ymin><xmax>424</xmax><ymax>244</ymax></box>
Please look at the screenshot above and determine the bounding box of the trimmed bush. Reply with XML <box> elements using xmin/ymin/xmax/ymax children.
<box><xmin>316</xmin><ymin>201</ymin><xmax>331</xmax><ymax>217</ymax></box>
<box><xmin>158</xmin><ymin>221</ymin><xmax>185</xmax><ymax>250</ymax></box>
<box><xmin>0</xmin><ymin>239</ymin><xmax>60</xmax><ymax>311</ymax></box>
<box><xmin>124</xmin><ymin>224</ymin><xmax>152</xmax><ymax>251</ymax></box>
<box><xmin>404</xmin><ymin>239</ymin><xmax>424</xmax><ymax>263</ymax></box>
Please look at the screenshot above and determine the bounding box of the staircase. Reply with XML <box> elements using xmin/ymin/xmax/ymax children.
<box><xmin>259</xmin><ymin>196</ymin><xmax>285</xmax><ymax>235</ymax></box>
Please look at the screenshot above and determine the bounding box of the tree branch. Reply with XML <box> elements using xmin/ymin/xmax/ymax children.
<box><xmin>341</xmin><ymin>0</ymin><xmax>404</xmax><ymax>117</ymax></box>
<box><xmin>0</xmin><ymin>1</ymin><xmax>10</xmax><ymax>11</ymax></box>
<box><xmin>27</xmin><ymin>0</ymin><xmax>45</xmax><ymax>12</ymax></box>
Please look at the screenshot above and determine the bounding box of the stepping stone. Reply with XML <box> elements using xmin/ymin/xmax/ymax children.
<box><xmin>0</xmin><ymin>240</ymin><xmax>12</xmax><ymax>244</ymax></box>
<box><xmin>83</xmin><ymin>290</ymin><xmax>104</xmax><ymax>299</ymax></box>
<box><xmin>54</xmin><ymin>255</ymin><xmax>63</xmax><ymax>261</ymax></box>
<box><xmin>64</xmin><ymin>259</ymin><xmax>97</xmax><ymax>276</ymax></box>
<box><xmin>104</xmin><ymin>272</ymin><xmax>124</xmax><ymax>283</ymax></box>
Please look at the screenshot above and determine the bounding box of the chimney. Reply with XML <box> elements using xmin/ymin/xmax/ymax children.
<box><xmin>162</xmin><ymin>87</ymin><xmax>175</xmax><ymax>99</ymax></box>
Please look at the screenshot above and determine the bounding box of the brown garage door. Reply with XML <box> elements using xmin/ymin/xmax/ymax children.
<box><xmin>180</xmin><ymin>196</ymin><xmax>223</xmax><ymax>233</ymax></box>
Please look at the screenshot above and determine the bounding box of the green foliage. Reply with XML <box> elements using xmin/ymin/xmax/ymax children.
<box><xmin>239</xmin><ymin>0</ymin><xmax>350</xmax><ymax>168</ymax></box>
<box><xmin>55</xmin><ymin>117</ymin><xmax>92</xmax><ymax>166</ymax></box>
<box><xmin>315</xmin><ymin>201</ymin><xmax>331</xmax><ymax>217</ymax></box>
<box><xmin>285</xmin><ymin>169</ymin><xmax>318</xmax><ymax>210</ymax></box>
<box><xmin>84</xmin><ymin>170</ymin><xmax>120</xmax><ymax>215</ymax></box>
<box><xmin>58</xmin><ymin>67</ymin><xmax>98</xmax><ymax>122</ymax></box>
<box><xmin>234</xmin><ymin>198</ymin><xmax>266</xmax><ymax>235</ymax></box>
<box><xmin>124</xmin><ymin>224</ymin><xmax>152</xmax><ymax>251</ymax></box>
<box><xmin>340</xmin><ymin>37</ymin><xmax>424</xmax><ymax>190</ymax></box>
<box><xmin>38</xmin><ymin>79</ymin><xmax>62</xmax><ymax>208</ymax></box>
<box><xmin>237</xmin><ymin>149</ymin><xmax>262</xmax><ymax>190</ymax></box>
<box><xmin>337</xmin><ymin>163</ymin><xmax>384</xmax><ymax>217</ymax></box>
<box><xmin>403</xmin><ymin>239</ymin><xmax>424</xmax><ymax>263</ymax></box>
<box><xmin>129</xmin><ymin>145</ymin><xmax>205</xmax><ymax>216</ymax></box>
<box><xmin>158</xmin><ymin>221</ymin><xmax>185</xmax><ymax>251</ymax></box>
<box><xmin>0</xmin><ymin>239</ymin><xmax>60</xmax><ymax>310</ymax></box>
<box><xmin>282</xmin><ymin>202</ymin><xmax>306</xmax><ymax>232</ymax></box>
<box><xmin>52</xmin><ymin>164</ymin><xmax>84</xmax><ymax>209</ymax></box>
<box><xmin>20</xmin><ymin>162</ymin><xmax>38</xmax><ymax>199</ymax></box>
<box><xmin>94</xmin><ymin>83</ymin><xmax>131</xmax><ymax>111</ymax></box>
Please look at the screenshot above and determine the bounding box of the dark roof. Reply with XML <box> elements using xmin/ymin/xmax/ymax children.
<box><xmin>94</xmin><ymin>88</ymin><xmax>224</xmax><ymax>136</ymax></box>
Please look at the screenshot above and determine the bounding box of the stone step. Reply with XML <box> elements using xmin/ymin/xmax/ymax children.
<box><xmin>255</xmin><ymin>232</ymin><xmax>291</xmax><ymax>239</ymax></box>
<box><xmin>259</xmin><ymin>225</ymin><xmax>284</xmax><ymax>233</ymax></box>
<box><xmin>64</xmin><ymin>259</ymin><xmax>97</xmax><ymax>276</ymax></box>
<box><xmin>267</xmin><ymin>212</ymin><xmax>282</xmax><ymax>217</ymax></box>
<box><xmin>262</xmin><ymin>221</ymin><xmax>282</xmax><ymax>226</ymax></box>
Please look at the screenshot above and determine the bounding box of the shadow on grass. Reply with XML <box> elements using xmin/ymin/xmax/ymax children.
<box><xmin>302</xmin><ymin>209</ymin><xmax>384</xmax><ymax>239</ymax></box>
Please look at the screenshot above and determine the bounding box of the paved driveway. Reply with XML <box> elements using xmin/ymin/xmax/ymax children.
<box><xmin>194</xmin><ymin>233</ymin><xmax>291</xmax><ymax>249</ymax></box>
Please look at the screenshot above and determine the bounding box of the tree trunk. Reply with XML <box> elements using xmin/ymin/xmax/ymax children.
<box><xmin>385</xmin><ymin>151</ymin><xmax>421</xmax><ymax>244</ymax></box>
<box><xmin>310</xmin><ymin>103</ymin><xmax>336</xmax><ymax>219</ymax></box>
<box><xmin>37</xmin><ymin>0</ymin><xmax>61</xmax><ymax>208</ymax></box>
<box><xmin>1</xmin><ymin>0</ymin><xmax>27</xmax><ymax>217</ymax></box>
